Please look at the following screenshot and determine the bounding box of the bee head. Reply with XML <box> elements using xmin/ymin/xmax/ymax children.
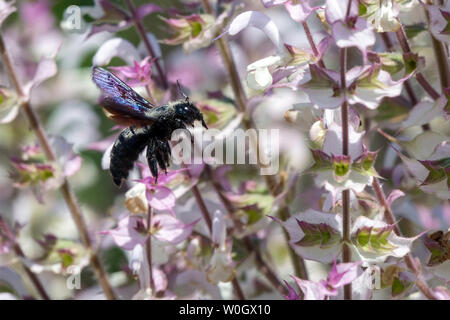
<box><xmin>174</xmin><ymin>101</ymin><xmax>208</xmax><ymax>129</ymax></box>
<box><xmin>174</xmin><ymin>81</ymin><xmax>207</xmax><ymax>128</ymax></box>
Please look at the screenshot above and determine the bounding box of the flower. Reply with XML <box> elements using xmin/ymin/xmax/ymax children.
<box><xmin>246</xmin><ymin>55</ymin><xmax>284</xmax><ymax>90</ymax></box>
<box><xmin>110</xmin><ymin>57</ymin><xmax>155</xmax><ymax>87</ymax></box>
<box><xmin>427</xmin><ymin>0</ymin><xmax>450</xmax><ymax>44</ymax></box>
<box><xmin>101</xmin><ymin>213</ymin><xmax>198</xmax><ymax>251</ymax></box>
<box><xmin>301</xmin><ymin>64</ymin><xmax>405</xmax><ymax>110</ymax></box>
<box><xmin>262</xmin><ymin>0</ymin><xmax>321</xmax><ymax>23</ymax></box>
<box><xmin>137</xmin><ymin>167</ymin><xmax>188</xmax><ymax>212</ymax></box>
<box><xmin>161</xmin><ymin>12</ymin><xmax>228</xmax><ymax>54</ymax></box>
<box><xmin>287</xmin><ymin>260</ymin><xmax>361</xmax><ymax>300</ymax></box>
<box><xmin>206</xmin><ymin>210</ymin><xmax>235</xmax><ymax>284</ymax></box>
<box><xmin>362</xmin><ymin>0</ymin><xmax>401</xmax><ymax>32</ymax></box>
<box><xmin>10</xmin><ymin>137</ymin><xmax>82</xmax><ymax>203</ymax></box>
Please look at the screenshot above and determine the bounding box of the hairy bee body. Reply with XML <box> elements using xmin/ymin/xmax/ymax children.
<box><xmin>92</xmin><ymin>67</ymin><xmax>207</xmax><ymax>186</ymax></box>
<box><xmin>110</xmin><ymin>101</ymin><xmax>206</xmax><ymax>186</ymax></box>
<box><xmin>110</xmin><ymin>126</ymin><xmax>152</xmax><ymax>186</ymax></box>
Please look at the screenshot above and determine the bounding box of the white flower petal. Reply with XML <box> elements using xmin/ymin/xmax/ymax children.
<box><xmin>228</xmin><ymin>11</ymin><xmax>284</xmax><ymax>53</ymax></box>
<box><xmin>93</xmin><ymin>38</ymin><xmax>140</xmax><ymax>66</ymax></box>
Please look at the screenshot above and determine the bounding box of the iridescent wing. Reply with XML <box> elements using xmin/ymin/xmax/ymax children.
<box><xmin>92</xmin><ymin>67</ymin><xmax>157</xmax><ymax>126</ymax></box>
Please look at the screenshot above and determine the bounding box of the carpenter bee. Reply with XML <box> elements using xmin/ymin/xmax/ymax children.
<box><xmin>92</xmin><ymin>67</ymin><xmax>207</xmax><ymax>186</ymax></box>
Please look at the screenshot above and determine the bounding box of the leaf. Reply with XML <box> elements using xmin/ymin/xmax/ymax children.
<box><xmin>424</xmin><ymin>230</ymin><xmax>450</xmax><ymax>266</ymax></box>
<box><xmin>275</xmin><ymin>209</ymin><xmax>343</xmax><ymax>263</ymax></box>
<box><xmin>353</xmin><ymin>225</ymin><xmax>397</xmax><ymax>253</ymax></box>
<box><xmin>295</xmin><ymin>220</ymin><xmax>341</xmax><ymax>248</ymax></box>
<box><xmin>351</xmin><ymin>216</ymin><xmax>417</xmax><ymax>263</ymax></box>
<box><xmin>404</xmin><ymin>23</ymin><xmax>427</xmax><ymax>38</ymax></box>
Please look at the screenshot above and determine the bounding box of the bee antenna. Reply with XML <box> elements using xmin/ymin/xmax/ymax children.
<box><xmin>176</xmin><ymin>80</ymin><xmax>189</xmax><ymax>102</ymax></box>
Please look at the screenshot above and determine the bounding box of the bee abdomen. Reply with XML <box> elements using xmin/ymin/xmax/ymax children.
<box><xmin>110</xmin><ymin>127</ymin><xmax>151</xmax><ymax>186</ymax></box>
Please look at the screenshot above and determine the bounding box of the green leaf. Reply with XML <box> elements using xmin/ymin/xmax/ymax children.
<box><xmin>353</xmin><ymin>226</ymin><xmax>397</xmax><ymax>253</ymax></box>
<box><xmin>295</xmin><ymin>220</ymin><xmax>341</xmax><ymax>248</ymax></box>
<box><xmin>391</xmin><ymin>277</ymin><xmax>412</xmax><ymax>296</ymax></box>
<box><xmin>404</xmin><ymin>24</ymin><xmax>427</xmax><ymax>39</ymax></box>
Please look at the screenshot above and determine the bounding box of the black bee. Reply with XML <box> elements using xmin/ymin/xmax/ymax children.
<box><xmin>92</xmin><ymin>67</ymin><xmax>207</xmax><ymax>186</ymax></box>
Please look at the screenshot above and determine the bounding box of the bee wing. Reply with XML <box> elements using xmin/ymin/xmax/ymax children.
<box><xmin>92</xmin><ymin>67</ymin><xmax>157</xmax><ymax>126</ymax></box>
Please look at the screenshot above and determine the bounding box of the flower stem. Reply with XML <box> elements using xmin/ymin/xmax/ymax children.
<box><xmin>395</xmin><ymin>26</ymin><xmax>440</xmax><ymax>100</ymax></box>
<box><xmin>0</xmin><ymin>216</ymin><xmax>50</xmax><ymax>300</ymax></box>
<box><xmin>302</xmin><ymin>21</ymin><xmax>325</xmax><ymax>68</ymax></box>
<box><xmin>201</xmin><ymin>0</ymin><xmax>309</xmax><ymax>280</ymax></box>
<box><xmin>371</xmin><ymin>178</ymin><xmax>437</xmax><ymax>300</ymax></box>
<box><xmin>124</xmin><ymin>0</ymin><xmax>168</xmax><ymax>90</ymax></box>
<box><xmin>340</xmin><ymin>48</ymin><xmax>352</xmax><ymax>300</ymax></box>
<box><xmin>0</xmin><ymin>33</ymin><xmax>116</xmax><ymax>300</ymax></box>
<box><xmin>146</xmin><ymin>206</ymin><xmax>155</xmax><ymax>293</ymax></box>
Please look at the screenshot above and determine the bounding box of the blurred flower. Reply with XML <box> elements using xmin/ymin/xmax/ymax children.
<box><xmin>324</xmin><ymin>0</ymin><xmax>357</xmax><ymax>24</ymax></box>
<box><xmin>288</xmin><ymin>260</ymin><xmax>361</xmax><ymax>300</ymax></box>
<box><xmin>175</xmin><ymin>269</ymin><xmax>222</xmax><ymax>299</ymax></box>
<box><xmin>393</xmin><ymin>96</ymin><xmax>449</xmax><ymax>161</ymax></box>
<box><xmin>161</xmin><ymin>12</ymin><xmax>228</xmax><ymax>54</ymax></box>
<box><xmin>246</xmin><ymin>55</ymin><xmax>283</xmax><ymax>90</ymax></box>
<box><xmin>0</xmin><ymin>217</ymin><xmax>20</xmax><ymax>255</ymax></box>
<box><xmin>83</xmin><ymin>0</ymin><xmax>161</xmax><ymax>37</ymax></box>
<box><xmin>20</xmin><ymin>0</ymin><xmax>54</xmax><ymax>34</ymax></box>
<box><xmin>0</xmin><ymin>87</ymin><xmax>20</xmax><ymax>124</ymax></box>
<box><xmin>10</xmin><ymin>137</ymin><xmax>82</xmax><ymax>203</ymax></box>
<box><xmin>110</xmin><ymin>57</ymin><xmax>155</xmax><ymax>87</ymax></box>
<box><xmin>206</xmin><ymin>210</ymin><xmax>235</xmax><ymax>284</ymax></box>
<box><xmin>332</xmin><ymin>16</ymin><xmax>375</xmax><ymax>57</ymax></box>
<box><xmin>0</xmin><ymin>0</ymin><xmax>16</xmax><ymax>27</ymax></box>
<box><xmin>302</xmin><ymin>64</ymin><xmax>405</xmax><ymax>110</ymax></box>
<box><xmin>128</xmin><ymin>244</ymin><xmax>170</xmax><ymax>299</ymax></box>
<box><xmin>427</xmin><ymin>0</ymin><xmax>450</xmax><ymax>44</ymax></box>
<box><xmin>93</xmin><ymin>38</ymin><xmax>140</xmax><ymax>66</ymax></box>
<box><xmin>283</xmin><ymin>280</ymin><xmax>301</xmax><ymax>300</ymax></box>
<box><xmin>30</xmin><ymin>236</ymin><xmax>89</xmax><ymax>274</ymax></box>
<box><xmin>262</xmin><ymin>0</ymin><xmax>321</xmax><ymax>23</ymax></box>
<box><xmin>362</xmin><ymin>0</ymin><xmax>401</xmax><ymax>32</ymax></box>
<box><xmin>228</xmin><ymin>11</ymin><xmax>284</xmax><ymax>53</ymax></box>
<box><xmin>433</xmin><ymin>286</ymin><xmax>450</xmax><ymax>300</ymax></box>
<box><xmin>101</xmin><ymin>213</ymin><xmax>198</xmax><ymax>251</ymax></box>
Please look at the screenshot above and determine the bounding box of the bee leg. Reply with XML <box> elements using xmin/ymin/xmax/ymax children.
<box><xmin>146</xmin><ymin>141</ymin><xmax>159</xmax><ymax>182</ymax></box>
<box><xmin>130</xmin><ymin>126</ymin><xmax>136</xmax><ymax>134</ymax></box>
<box><xmin>163</xmin><ymin>141</ymin><xmax>171</xmax><ymax>169</ymax></box>
<box><xmin>155</xmin><ymin>146</ymin><xmax>167</xmax><ymax>175</ymax></box>
<box><xmin>157</xmin><ymin>140</ymin><xmax>171</xmax><ymax>174</ymax></box>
